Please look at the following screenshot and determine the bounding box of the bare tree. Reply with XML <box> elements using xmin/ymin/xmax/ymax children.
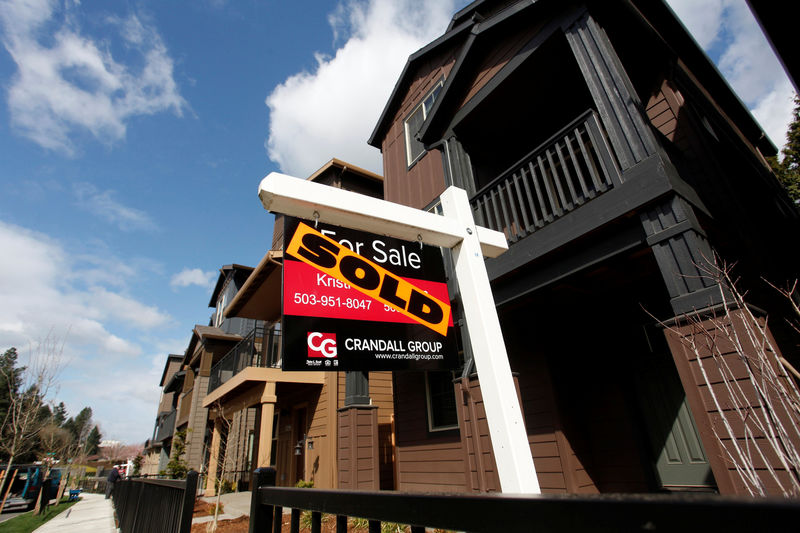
<box><xmin>207</xmin><ymin>401</ymin><xmax>238</xmax><ymax>533</ymax></box>
<box><xmin>34</xmin><ymin>423</ymin><xmax>72</xmax><ymax>514</ymax></box>
<box><xmin>0</xmin><ymin>334</ymin><xmax>64</xmax><ymax>514</ymax></box>
<box><xmin>662</xmin><ymin>263</ymin><xmax>800</xmax><ymax>497</ymax></box>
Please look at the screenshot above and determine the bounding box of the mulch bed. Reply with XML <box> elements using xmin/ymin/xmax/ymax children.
<box><xmin>189</xmin><ymin>508</ymin><xmax>452</xmax><ymax>533</ymax></box>
<box><xmin>193</xmin><ymin>499</ymin><xmax>222</xmax><ymax>517</ymax></box>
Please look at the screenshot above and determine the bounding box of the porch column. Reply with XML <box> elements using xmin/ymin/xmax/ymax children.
<box><xmin>344</xmin><ymin>371</ymin><xmax>370</xmax><ymax>406</ymax></box>
<box><xmin>337</xmin><ymin>405</ymin><xmax>380</xmax><ymax>490</ymax></box>
<box><xmin>256</xmin><ymin>382</ymin><xmax>277</xmax><ymax>467</ymax></box>
<box><xmin>204</xmin><ymin>417</ymin><xmax>223</xmax><ymax>496</ymax></box>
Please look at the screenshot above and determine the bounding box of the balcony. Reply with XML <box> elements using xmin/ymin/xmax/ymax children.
<box><xmin>154</xmin><ymin>408</ymin><xmax>177</xmax><ymax>443</ymax></box>
<box><xmin>208</xmin><ymin>326</ymin><xmax>281</xmax><ymax>393</ymax></box>
<box><xmin>470</xmin><ymin>110</ymin><xmax>620</xmax><ymax>244</ymax></box>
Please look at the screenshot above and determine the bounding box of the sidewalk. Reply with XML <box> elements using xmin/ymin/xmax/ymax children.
<box><xmin>192</xmin><ymin>491</ymin><xmax>251</xmax><ymax>525</ymax></box>
<box><xmin>33</xmin><ymin>493</ymin><xmax>117</xmax><ymax>533</ymax></box>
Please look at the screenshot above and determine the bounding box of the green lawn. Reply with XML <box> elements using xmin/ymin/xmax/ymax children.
<box><xmin>0</xmin><ymin>499</ymin><xmax>79</xmax><ymax>533</ymax></box>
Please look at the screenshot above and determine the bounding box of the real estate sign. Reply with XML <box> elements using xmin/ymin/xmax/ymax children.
<box><xmin>281</xmin><ymin>216</ymin><xmax>458</xmax><ymax>370</ymax></box>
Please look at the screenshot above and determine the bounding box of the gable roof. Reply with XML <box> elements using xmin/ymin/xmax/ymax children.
<box><xmin>159</xmin><ymin>354</ymin><xmax>183</xmax><ymax>387</ymax></box>
<box><xmin>369</xmin><ymin>0</ymin><xmax>775</xmax><ymax>155</ymax></box>
<box><xmin>208</xmin><ymin>264</ymin><xmax>254</xmax><ymax>308</ymax></box>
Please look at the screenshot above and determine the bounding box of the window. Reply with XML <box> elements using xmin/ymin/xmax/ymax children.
<box><xmin>214</xmin><ymin>278</ymin><xmax>230</xmax><ymax>328</ymax></box>
<box><xmin>425</xmin><ymin>371</ymin><xmax>459</xmax><ymax>431</ymax></box>
<box><xmin>269</xmin><ymin>412</ymin><xmax>279</xmax><ymax>467</ymax></box>
<box><xmin>405</xmin><ymin>81</ymin><xmax>443</xmax><ymax>165</ymax></box>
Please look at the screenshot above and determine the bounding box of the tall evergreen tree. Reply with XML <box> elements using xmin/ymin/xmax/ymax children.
<box><xmin>85</xmin><ymin>425</ymin><xmax>102</xmax><ymax>455</ymax></box>
<box><xmin>0</xmin><ymin>348</ymin><xmax>23</xmax><ymax>428</ymax></box>
<box><xmin>63</xmin><ymin>406</ymin><xmax>93</xmax><ymax>456</ymax></box>
<box><xmin>52</xmin><ymin>402</ymin><xmax>67</xmax><ymax>426</ymax></box>
<box><xmin>769</xmin><ymin>95</ymin><xmax>800</xmax><ymax>202</ymax></box>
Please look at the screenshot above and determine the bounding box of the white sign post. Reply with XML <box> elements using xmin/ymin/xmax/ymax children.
<box><xmin>258</xmin><ymin>172</ymin><xmax>540</xmax><ymax>494</ymax></box>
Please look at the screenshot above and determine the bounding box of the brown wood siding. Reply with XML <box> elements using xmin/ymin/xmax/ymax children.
<box><xmin>664</xmin><ymin>309</ymin><xmax>800</xmax><ymax>496</ymax></box>
<box><xmin>368</xmin><ymin>371</ymin><xmax>394</xmax><ymax>423</ymax></box>
<box><xmin>176</xmin><ymin>388</ymin><xmax>192</xmax><ymax>428</ymax></box>
<box><xmin>645</xmin><ymin>88</ymin><xmax>677</xmax><ymax>140</ymax></box>
<box><xmin>504</xmin><ymin>320</ymin><xmax>595</xmax><ymax>494</ymax></box>
<box><xmin>337</xmin><ymin>373</ymin><xmax>347</xmax><ymax>410</ymax></box>
<box><xmin>392</xmin><ymin>372</ymin><xmax>466</xmax><ymax>492</ymax></box>
<box><xmin>460</xmin><ymin>19</ymin><xmax>547</xmax><ymax>106</ymax></box>
<box><xmin>456</xmin><ymin>377</ymin><xmax>500</xmax><ymax>492</ymax></box>
<box><xmin>381</xmin><ymin>51</ymin><xmax>457</xmax><ymax>208</ymax></box>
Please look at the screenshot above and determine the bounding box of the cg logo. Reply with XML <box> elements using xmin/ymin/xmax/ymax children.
<box><xmin>307</xmin><ymin>332</ymin><xmax>337</xmax><ymax>358</ymax></box>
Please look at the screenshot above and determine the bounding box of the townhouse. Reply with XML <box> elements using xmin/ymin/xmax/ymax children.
<box><xmin>367</xmin><ymin>0</ymin><xmax>800</xmax><ymax>494</ymax></box>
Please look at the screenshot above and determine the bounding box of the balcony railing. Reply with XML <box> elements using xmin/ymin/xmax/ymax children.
<box><xmin>471</xmin><ymin>109</ymin><xmax>620</xmax><ymax>243</ymax></box>
<box><xmin>208</xmin><ymin>326</ymin><xmax>281</xmax><ymax>393</ymax></box>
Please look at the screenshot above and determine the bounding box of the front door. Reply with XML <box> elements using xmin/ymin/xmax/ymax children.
<box><xmin>637</xmin><ymin>345</ymin><xmax>715</xmax><ymax>490</ymax></box>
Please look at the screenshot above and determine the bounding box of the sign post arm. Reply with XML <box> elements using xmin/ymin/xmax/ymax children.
<box><xmin>439</xmin><ymin>186</ymin><xmax>541</xmax><ymax>494</ymax></box>
<box><xmin>259</xmin><ymin>173</ymin><xmax>507</xmax><ymax>257</ymax></box>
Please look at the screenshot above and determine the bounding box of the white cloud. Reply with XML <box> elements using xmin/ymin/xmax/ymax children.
<box><xmin>74</xmin><ymin>182</ymin><xmax>158</xmax><ymax>232</ymax></box>
<box><xmin>0</xmin><ymin>0</ymin><xmax>187</xmax><ymax>154</ymax></box>
<box><xmin>0</xmin><ymin>220</ymin><xmax>170</xmax><ymax>356</ymax></box>
<box><xmin>265</xmin><ymin>0</ymin><xmax>461</xmax><ymax>177</ymax></box>
<box><xmin>0</xmin><ymin>219</ymin><xmax>179</xmax><ymax>442</ymax></box>
<box><xmin>665</xmin><ymin>0</ymin><xmax>725</xmax><ymax>49</ymax></box>
<box><xmin>170</xmin><ymin>267</ymin><xmax>216</xmax><ymax>290</ymax></box>
<box><xmin>666</xmin><ymin>0</ymin><xmax>795</xmax><ymax>149</ymax></box>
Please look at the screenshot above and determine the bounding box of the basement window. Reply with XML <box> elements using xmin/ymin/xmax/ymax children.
<box><xmin>405</xmin><ymin>81</ymin><xmax>443</xmax><ymax>166</ymax></box>
<box><xmin>425</xmin><ymin>371</ymin><xmax>458</xmax><ymax>432</ymax></box>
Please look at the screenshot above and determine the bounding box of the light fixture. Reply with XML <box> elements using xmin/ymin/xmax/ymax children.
<box><xmin>294</xmin><ymin>434</ymin><xmax>307</xmax><ymax>456</ymax></box>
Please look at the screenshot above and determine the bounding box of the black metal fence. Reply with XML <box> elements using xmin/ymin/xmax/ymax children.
<box><xmin>209</xmin><ymin>326</ymin><xmax>282</xmax><ymax>393</ymax></box>
<box><xmin>248</xmin><ymin>467</ymin><xmax>800</xmax><ymax>533</ymax></box>
<box><xmin>112</xmin><ymin>470</ymin><xmax>198</xmax><ymax>533</ymax></box>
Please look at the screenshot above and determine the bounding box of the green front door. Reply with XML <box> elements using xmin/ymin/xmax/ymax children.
<box><xmin>637</xmin><ymin>348</ymin><xmax>715</xmax><ymax>490</ymax></box>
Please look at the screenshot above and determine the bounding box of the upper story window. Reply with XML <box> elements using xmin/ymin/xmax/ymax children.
<box><xmin>405</xmin><ymin>80</ymin><xmax>443</xmax><ymax>166</ymax></box>
<box><xmin>214</xmin><ymin>279</ymin><xmax>230</xmax><ymax>328</ymax></box>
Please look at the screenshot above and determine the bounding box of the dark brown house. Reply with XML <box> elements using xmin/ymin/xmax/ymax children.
<box><xmin>368</xmin><ymin>0</ymin><xmax>800</xmax><ymax>495</ymax></box>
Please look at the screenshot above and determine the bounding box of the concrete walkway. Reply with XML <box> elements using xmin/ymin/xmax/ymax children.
<box><xmin>193</xmin><ymin>491</ymin><xmax>251</xmax><ymax>525</ymax></box>
<box><xmin>33</xmin><ymin>493</ymin><xmax>117</xmax><ymax>533</ymax></box>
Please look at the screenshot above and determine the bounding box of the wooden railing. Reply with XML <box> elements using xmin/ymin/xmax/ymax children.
<box><xmin>471</xmin><ymin>109</ymin><xmax>620</xmax><ymax>243</ymax></box>
<box><xmin>248</xmin><ymin>468</ymin><xmax>800</xmax><ymax>533</ymax></box>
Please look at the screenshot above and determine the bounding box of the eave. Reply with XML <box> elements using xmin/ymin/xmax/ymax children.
<box><xmin>224</xmin><ymin>250</ymin><xmax>283</xmax><ymax>322</ymax></box>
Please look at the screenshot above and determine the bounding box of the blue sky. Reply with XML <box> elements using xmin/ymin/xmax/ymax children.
<box><xmin>0</xmin><ymin>0</ymin><xmax>794</xmax><ymax>445</ymax></box>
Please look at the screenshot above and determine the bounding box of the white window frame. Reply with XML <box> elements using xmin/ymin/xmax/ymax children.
<box><xmin>425</xmin><ymin>371</ymin><xmax>459</xmax><ymax>432</ymax></box>
<box><xmin>404</xmin><ymin>80</ymin><xmax>444</xmax><ymax>166</ymax></box>
<box><xmin>214</xmin><ymin>290</ymin><xmax>227</xmax><ymax>327</ymax></box>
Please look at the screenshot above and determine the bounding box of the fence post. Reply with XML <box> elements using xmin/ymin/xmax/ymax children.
<box><xmin>179</xmin><ymin>471</ymin><xmax>199</xmax><ymax>533</ymax></box>
<box><xmin>249</xmin><ymin>467</ymin><xmax>276</xmax><ymax>533</ymax></box>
